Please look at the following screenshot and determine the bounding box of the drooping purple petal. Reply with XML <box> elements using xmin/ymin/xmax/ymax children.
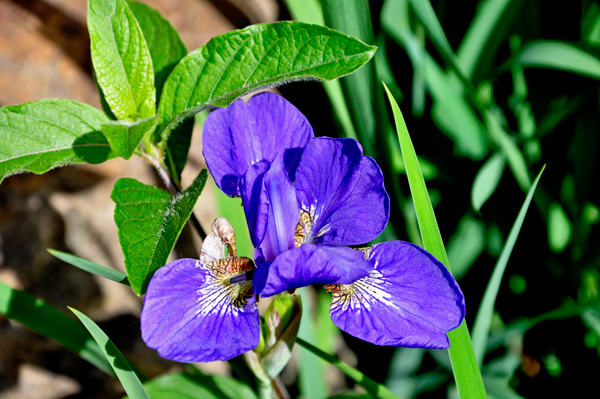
<box><xmin>328</xmin><ymin>241</ymin><xmax>465</xmax><ymax>348</ymax></box>
<box><xmin>259</xmin><ymin>244</ymin><xmax>374</xmax><ymax>297</ymax></box>
<box><xmin>240</xmin><ymin>160</ymin><xmax>271</xmax><ymax>247</ymax></box>
<box><xmin>141</xmin><ymin>258</ymin><xmax>259</xmax><ymax>362</ymax></box>
<box><xmin>203</xmin><ymin>92</ymin><xmax>314</xmax><ymax>197</ymax></box>
<box><xmin>295</xmin><ymin>138</ymin><xmax>389</xmax><ymax>246</ymax></box>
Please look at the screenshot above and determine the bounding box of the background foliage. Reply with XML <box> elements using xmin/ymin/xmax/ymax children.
<box><xmin>0</xmin><ymin>0</ymin><xmax>599</xmax><ymax>398</ymax></box>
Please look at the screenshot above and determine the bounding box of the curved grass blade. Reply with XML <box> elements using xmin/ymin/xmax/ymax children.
<box><xmin>70</xmin><ymin>308</ymin><xmax>150</xmax><ymax>399</ymax></box>
<box><xmin>156</xmin><ymin>21</ymin><xmax>376</xmax><ymax>146</ymax></box>
<box><xmin>515</xmin><ymin>41</ymin><xmax>600</xmax><ymax>80</ymax></box>
<box><xmin>0</xmin><ymin>99</ymin><xmax>114</xmax><ymax>183</ymax></box>
<box><xmin>471</xmin><ymin>165</ymin><xmax>545</xmax><ymax>366</ymax></box>
<box><xmin>112</xmin><ymin>169</ymin><xmax>208</xmax><ymax>295</ymax></box>
<box><xmin>296</xmin><ymin>337</ymin><xmax>401</xmax><ymax>399</ymax></box>
<box><xmin>384</xmin><ymin>83</ymin><xmax>486</xmax><ymax>399</ymax></box>
<box><xmin>0</xmin><ymin>281</ymin><xmax>113</xmax><ymax>376</ymax></box>
<box><xmin>47</xmin><ymin>249</ymin><xmax>129</xmax><ymax>285</ymax></box>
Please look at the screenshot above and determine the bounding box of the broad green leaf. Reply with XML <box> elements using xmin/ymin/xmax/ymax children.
<box><xmin>156</xmin><ymin>21</ymin><xmax>376</xmax><ymax>146</ymax></box>
<box><xmin>0</xmin><ymin>99</ymin><xmax>114</xmax><ymax>183</ymax></box>
<box><xmin>381</xmin><ymin>0</ymin><xmax>487</xmax><ymax>159</ymax></box>
<box><xmin>322</xmin><ymin>0</ymin><xmax>377</xmax><ymax>155</ymax></box>
<box><xmin>128</xmin><ymin>372</ymin><xmax>258</xmax><ymax>399</ymax></box>
<box><xmin>0</xmin><ymin>281</ymin><xmax>113</xmax><ymax>376</ymax></box>
<box><xmin>70</xmin><ymin>308</ymin><xmax>150</xmax><ymax>399</ymax></box>
<box><xmin>88</xmin><ymin>0</ymin><xmax>155</xmax><ymax>121</ymax></box>
<box><xmin>457</xmin><ymin>0</ymin><xmax>513</xmax><ymax>78</ymax></box>
<box><xmin>101</xmin><ymin>115</ymin><xmax>159</xmax><ymax>160</ymax></box>
<box><xmin>548</xmin><ymin>202</ymin><xmax>572</xmax><ymax>253</ymax></box>
<box><xmin>384</xmin><ymin>83</ymin><xmax>487</xmax><ymax>399</ymax></box>
<box><xmin>48</xmin><ymin>249</ymin><xmax>129</xmax><ymax>285</ymax></box>
<box><xmin>472</xmin><ymin>152</ymin><xmax>506</xmax><ymax>211</ymax></box>
<box><xmin>447</xmin><ymin>216</ymin><xmax>486</xmax><ymax>279</ymax></box>
<box><xmin>471</xmin><ymin>166</ymin><xmax>545</xmax><ymax>366</ymax></box>
<box><xmin>298</xmin><ymin>288</ymin><xmax>328</xmax><ymax>399</ymax></box>
<box><xmin>127</xmin><ymin>1</ymin><xmax>188</xmax><ymax>102</ymax></box>
<box><xmin>164</xmin><ymin>118</ymin><xmax>195</xmax><ymax>185</ymax></box>
<box><xmin>285</xmin><ymin>0</ymin><xmax>358</xmax><ymax>141</ymax></box>
<box><xmin>514</xmin><ymin>41</ymin><xmax>600</xmax><ymax>80</ymax></box>
<box><xmin>111</xmin><ymin>170</ymin><xmax>208</xmax><ymax>295</ymax></box>
<box><xmin>296</xmin><ymin>337</ymin><xmax>401</xmax><ymax>399</ymax></box>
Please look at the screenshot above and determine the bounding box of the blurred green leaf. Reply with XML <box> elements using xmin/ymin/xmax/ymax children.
<box><xmin>583</xmin><ymin>2</ymin><xmax>600</xmax><ymax>44</ymax></box>
<box><xmin>213</xmin><ymin>181</ymin><xmax>253</xmax><ymax>258</ymax></box>
<box><xmin>514</xmin><ymin>41</ymin><xmax>600</xmax><ymax>80</ymax></box>
<box><xmin>129</xmin><ymin>372</ymin><xmax>258</xmax><ymax>399</ymax></box>
<box><xmin>384</xmin><ymin>83</ymin><xmax>486</xmax><ymax>399</ymax></box>
<box><xmin>322</xmin><ymin>0</ymin><xmax>379</xmax><ymax>155</ymax></box>
<box><xmin>472</xmin><ymin>152</ymin><xmax>506</xmax><ymax>211</ymax></box>
<box><xmin>483</xmin><ymin>376</ymin><xmax>525</xmax><ymax>399</ymax></box>
<box><xmin>0</xmin><ymin>99</ymin><xmax>114</xmax><ymax>183</ymax></box>
<box><xmin>457</xmin><ymin>0</ymin><xmax>513</xmax><ymax>78</ymax></box>
<box><xmin>156</xmin><ymin>21</ymin><xmax>376</xmax><ymax>147</ymax></box>
<box><xmin>127</xmin><ymin>0</ymin><xmax>188</xmax><ymax>103</ymax></box>
<box><xmin>296</xmin><ymin>337</ymin><xmax>401</xmax><ymax>399</ymax></box>
<box><xmin>48</xmin><ymin>249</ymin><xmax>129</xmax><ymax>285</ymax></box>
<box><xmin>447</xmin><ymin>216</ymin><xmax>486</xmax><ymax>279</ymax></box>
<box><xmin>298</xmin><ymin>288</ymin><xmax>328</xmax><ymax>399</ymax></box>
<box><xmin>111</xmin><ymin>170</ymin><xmax>207</xmax><ymax>295</ymax></box>
<box><xmin>471</xmin><ymin>165</ymin><xmax>545</xmax><ymax>366</ymax></box>
<box><xmin>548</xmin><ymin>202</ymin><xmax>572</xmax><ymax>253</ymax></box>
<box><xmin>71</xmin><ymin>308</ymin><xmax>149</xmax><ymax>399</ymax></box>
<box><xmin>0</xmin><ymin>281</ymin><xmax>113</xmax><ymax>376</ymax></box>
<box><xmin>88</xmin><ymin>0</ymin><xmax>155</xmax><ymax>121</ymax></box>
<box><xmin>102</xmin><ymin>115</ymin><xmax>159</xmax><ymax>160</ymax></box>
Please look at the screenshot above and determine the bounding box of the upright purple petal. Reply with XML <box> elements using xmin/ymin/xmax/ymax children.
<box><xmin>259</xmin><ymin>244</ymin><xmax>374</xmax><ymax>297</ymax></box>
<box><xmin>240</xmin><ymin>160</ymin><xmax>271</xmax><ymax>247</ymax></box>
<box><xmin>259</xmin><ymin>157</ymin><xmax>300</xmax><ymax>262</ymax></box>
<box><xmin>328</xmin><ymin>241</ymin><xmax>465</xmax><ymax>348</ymax></box>
<box><xmin>141</xmin><ymin>258</ymin><xmax>259</xmax><ymax>362</ymax></box>
<box><xmin>295</xmin><ymin>138</ymin><xmax>389</xmax><ymax>246</ymax></box>
<box><xmin>203</xmin><ymin>92</ymin><xmax>314</xmax><ymax>196</ymax></box>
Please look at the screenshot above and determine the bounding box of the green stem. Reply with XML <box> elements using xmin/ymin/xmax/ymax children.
<box><xmin>258</xmin><ymin>379</ymin><xmax>273</xmax><ymax>399</ymax></box>
<box><xmin>295</xmin><ymin>338</ymin><xmax>402</xmax><ymax>399</ymax></box>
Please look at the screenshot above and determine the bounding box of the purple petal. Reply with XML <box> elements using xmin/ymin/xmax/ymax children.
<box><xmin>203</xmin><ymin>92</ymin><xmax>314</xmax><ymax>196</ymax></box>
<box><xmin>141</xmin><ymin>258</ymin><xmax>259</xmax><ymax>362</ymax></box>
<box><xmin>240</xmin><ymin>160</ymin><xmax>271</xmax><ymax>247</ymax></box>
<box><xmin>259</xmin><ymin>157</ymin><xmax>300</xmax><ymax>262</ymax></box>
<box><xmin>295</xmin><ymin>138</ymin><xmax>389</xmax><ymax>246</ymax></box>
<box><xmin>259</xmin><ymin>244</ymin><xmax>374</xmax><ymax>297</ymax></box>
<box><xmin>328</xmin><ymin>241</ymin><xmax>465</xmax><ymax>348</ymax></box>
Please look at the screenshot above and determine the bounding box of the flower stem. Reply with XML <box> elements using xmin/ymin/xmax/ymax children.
<box><xmin>258</xmin><ymin>380</ymin><xmax>273</xmax><ymax>399</ymax></box>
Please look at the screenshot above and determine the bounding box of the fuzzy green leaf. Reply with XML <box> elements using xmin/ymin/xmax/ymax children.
<box><xmin>101</xmin><ymin>115</ymin><xmax>159</xmax><ymax>160</ymax></box>
<box><xmin>156</xmin><ymin>21</ymin><xmax>376</xmax><ymax>144</ymax></box>
<box><xmin>0</xmin><ymin>99</ymin><xmax>114</xmax><ymax>183</ymax></box>
<box><xmin>111</xmin><ymin>170</ymin><xmax>208</xmax><ymax>295</ymax></box>
<box><xmin>88</xmin><ymin>0</ymin><xmax>155</xmax><ymax>121</ymax></box>
<box><xmin>127</xmin><ymin>1</ymin><xmax>188</xmax><ymax>102</ymax></box>
<box><xmin>70</xmin><ymin>308</ymin><xmax>150</xmax><ymax>399</ymax></box>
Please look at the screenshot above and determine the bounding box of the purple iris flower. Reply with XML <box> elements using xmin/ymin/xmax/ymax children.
<box><xmin>140</xmin><ymin>92</ymin><xmax>465</xmax><ymax>363</ymax></box>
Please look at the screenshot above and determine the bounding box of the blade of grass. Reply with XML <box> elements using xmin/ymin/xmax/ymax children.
<box><xmin>471</xmin><ymin>165</ymin><xmax>545</xmax><ymax>366</ymax></box>
<box><xmin>296</xmin><ymin>337</ymin><xmax>402</xmax><ymax>399</ymax></box>
<box><xmin>0</xmin><ymin>281</ymin><xmax>113</xmax><ymax>376</ymax></box>
<box><xmin>48</xmin><ymin>249</ymin><xmax>129</xmax><ymax>285</ymax></box>
<box><xmin>384</xmin><ymin>83</ymin><xmax>486</xmax><ymax>399</ymax></box>
<box><xmin>70</xmin><ymin>307</ymin><xmax>150</xmax><ymax>399</ymax></box>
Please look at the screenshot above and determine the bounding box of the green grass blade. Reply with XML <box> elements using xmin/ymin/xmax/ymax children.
<box><xmin>48</xmin><ymin>249</ymin><xmax>129</xmax><ymax>285</ymax></box>
<box><xmin>515</xmin><ymin>41</ymin><xmax>600</xmax><ymax>80</ymax></box>
<box><xmin>70</xmin><ymin>308</ymin><xmax>150</xmax><ymax>399</ymax></box>
<box><xmin>296</xmin><ymin>337</ymin><xmax>402</xmax><ymax>399</ymax></box>
<box><xmin>384</xmin><ymin>83</ymin><xmax>486</xmax><ymax>399</ymax></box>
<box><xmin>0</xmin><ymin>281</ymin><xmax>113</xmax><ymax>376</ymax></box>
<box><xmin>471</xmin><ymin>165</ymin><xmax>545</xmax><ymax>366</ymax></box>
<box><xmin>457</xmin><ymin>0</ymin><xmax>513</xmax><ymax>78</ymax></box>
